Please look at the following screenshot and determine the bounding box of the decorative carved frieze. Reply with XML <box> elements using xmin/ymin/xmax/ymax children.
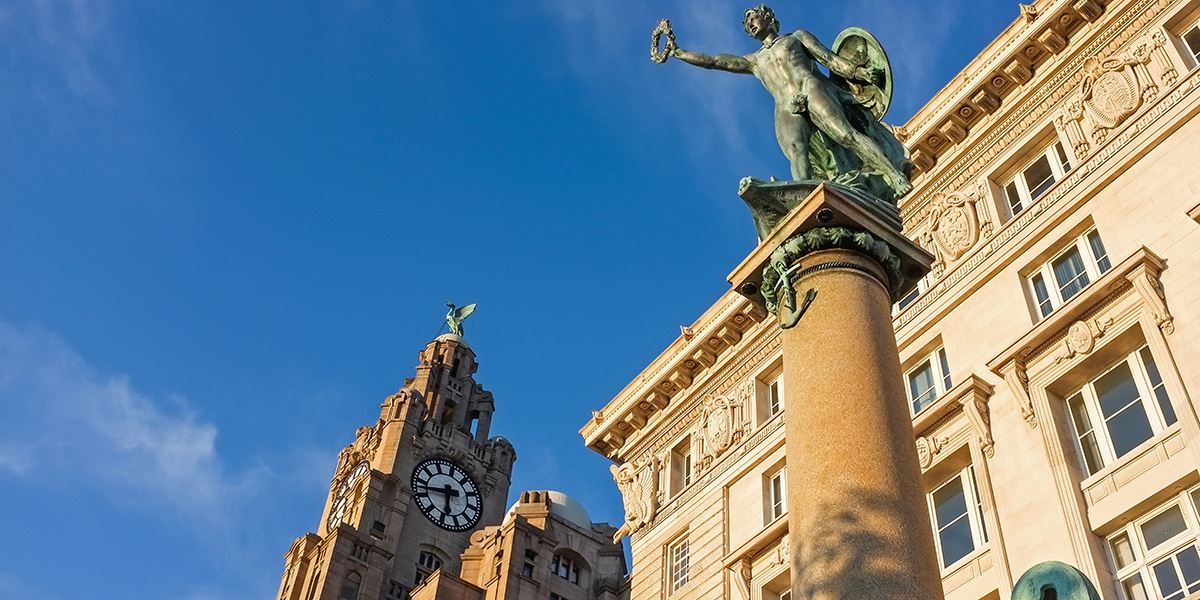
<box><xmin>916</xmin><ymin>435</ymin><xmax>949</xmax><ymax>469</ymax></box>
<box><xmin>1020</xmin><ymin>3</ymin><xmax>1040</xmax><ymax>24</ymax></box>
<box><xmin>1063</xmin><ymin>31</ymin><xmax>1171</xmax><ymax>154</ymax></box>
<box><xmin>699</xmin><ymin>394</ymin><xmax>743</xmax><ymax>468</ymax></box>
<box><xmin>1053</xmin><ymin>318</ymin><xmax>1115</xmax><ymax>364</ymax></box>
<box><xmin>1072</xmin><ymin>0</ymin><xmax>1103</xmax><ymax>22</ymax></box>
<box><xmin>999</xmin><ymin>358</ymin><xmax>1038</xmax><ymax>428</ymax></box>
<box><xmin>333</xmin><ymin>422</ymin><xmax>384</xmax><ymax>487</ymax></box>
<box><xmin>611</xmin><ymin>455</ymin><xmax>661</xmax><ymax>542</ymax></box>
<box><xmin>583</xmin><ymin>298</ymin><xmax>767</xmax><ymax>459</ymax></box>
<box><xmin>767</xmin><ymin>536</ymin><xmax>790</xmax><ymax>568</ymax></box>
<box><xmin>920</xmin><ymin>186</ymin><xmax>994</xmax><ymax>273</ymax></box>
<box><xmin>958</xmin><ymin>380</ymin><xmax>997</xmax><ymax>459</ymax></box>
<box><xmin>1128</xmin><ymin>262</ymin><xmax>1174</xmax><ymax>334</ymax></box>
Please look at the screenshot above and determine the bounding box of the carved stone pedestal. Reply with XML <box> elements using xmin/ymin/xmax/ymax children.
<box><xmin>728</xmin><ymin>183</ymin><xmax>942</xmax><ymax>600</ymax></box>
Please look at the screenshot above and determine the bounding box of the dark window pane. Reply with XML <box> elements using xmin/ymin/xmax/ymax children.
<box><xmin>1005</xmin><ymin>181</ymin><xmax>1023</xmax><ymax>215</ymax></box>
<box><xmin>1107</xmin><ymin>402</ymin><xmax>1155</xmax><ymax>457</ymax></box>
<box><xmin>1184</xmin><ymin>26</ymin><xmax>1200</xmax><ymax>65</ymax></box>
<box><xmin>1032</xmin><ymin>274</ymin><xmax>1053</xmax><ymax>317</ymax></box>
<box><xmin>1096</xmin><ymin>363</ymin><xmax>1141</xmax><ymax>417</ymax></box>
<box><xmin>1056</xmin><ymin>142</ymin><xmax>1072</xmax><ymax>173</ymax></box>
<box><xmin>939</xmin><ymin>349</ymin><xmax>952</xmax><ymax>390</ymax></box>
<box><xmin>1178</xmin><ymin>546</ymin><xmax>1200</xmax><ymax>593</ymax></box>
<box><xmin>938</xmin><ymin>517</ymin><xmax>975</xmax><ymax>567</ymax></box>
<box><xmin>1087</xmin><ymin>231</ymin><xmax>1111</xmax><ymax>273</ymax></box>
<box><xmin>1142</xmin><ymin>506</ymin><xmax>1187</xmax><ymax>549</ymax></box>
<box><xmin>897</xmin><ymin>286</ymin><xmax>920</xmax><ymax>310</ymax></box>
<box><xmin>1153</xmin><ymin>558</ymin><xmax>1184</xmax><ymax>599</ymax></box>
<box><xmin>1068</xmin><ymin>393</ymin><xmax>1105</xmax><ymax>474</ymax></box>
<box><xmin>1140</xmin><ymin>348</ymin><xmax>1176</xmax><ymax>425</ymax></box>
<box><xmin>933</xmin><ymin>478</ymin><xmax>968</xmax><ymax>528</ymax></box>
<box><xmin>1095</xmin><ymin>363</ymin><xmax>1154</xmax><ymax>457</ymax></box>
<box><xmin>909</xmin><ymin>362</ymin><xmax>937</xmax><ymax>412</ymax></box>
<box><xmin>1052</xmin><ymin>248</ymin><xmax>1090</xmax><ymax>301</ymax></box>
<box><xmin>1024</xmin><ymin>155</ymin><xmax>1056</xmax><ymax>200</ymax></box>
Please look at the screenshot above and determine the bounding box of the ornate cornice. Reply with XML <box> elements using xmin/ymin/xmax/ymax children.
<box><xmin>901</xmin><ymin>0</ymin><xmax>1106</xmax><ymax>175</ymax></box>
<box><xmin>580</xmin><ymin>291</ymin><xmax>767</xmax><ymax>458</ymax></box>
<box><xmin>902</xmin><ymin>0</ymin><xmax>1173</xmax><ymax>224</ymax></box>
<box><xmin>894</xmin><ymin>50</ymin><xmax>1200</xmax><ymax>334</ymax></box>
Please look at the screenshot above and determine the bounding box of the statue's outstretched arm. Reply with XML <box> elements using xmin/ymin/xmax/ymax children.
<box><xmin>794</xmin><ymin>30</ymin><xmax>867</xmax><ymax>81</ymax></box>
<box><xmin>672</xmin><ymin>47</ymin><xmax>753</xmax><ymax>74</ymax></box>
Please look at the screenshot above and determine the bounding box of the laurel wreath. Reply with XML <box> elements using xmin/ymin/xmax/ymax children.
<box><xmin>650</xmin><ymin>19</ymin><xmax>676</xmax><ymax>64</ymax></box>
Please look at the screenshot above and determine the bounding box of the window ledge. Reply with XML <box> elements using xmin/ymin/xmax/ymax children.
<box><xmin>940</xmin><ymin>545</ymin><xmax>995</xmax><ymax>595</ymax></box>
<box><xmin>1082</xmin><ymin>425</ymin><xmax>1194</xmax><ymax>531</ymax></box>
<box><xmin>1080</xmin><ymin>424</ymin><xmax>1184</xmax><ymax>489</ymax></box>
<box><xmin>721</xmin><ymin>514</ymin><xmax>788</xmax><ymax>570</ymax></box>
<box><xmin>987</xmin><ymin>247</ymin><xmax>1171</xmax><ymax>427</ymax></box>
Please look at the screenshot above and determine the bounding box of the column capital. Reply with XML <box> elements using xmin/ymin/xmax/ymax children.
<box><xmin>727</xmin><ymin>182</ymin><xmax>934</xmax><ymax>328</ymax></box>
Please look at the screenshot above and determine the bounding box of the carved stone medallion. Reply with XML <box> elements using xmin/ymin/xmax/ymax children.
<box><xmin>1065</xmin><ymin>321</ymin><xmax>1097</xmax><ymax>355</ymax></box>
<box><xmin>1084</xmin><ymin>62</ymin><xmax>1140</xmax><ymax>130</ymax></box>
<box><xmin>701</xmin><ymin>395</ymin><xmax>736</xmax><ymax>463</ymax></box>
<box><xmin>923</xmin><ymin>189</ymin><xmax>991</xmax><ymax>271</ymax></box>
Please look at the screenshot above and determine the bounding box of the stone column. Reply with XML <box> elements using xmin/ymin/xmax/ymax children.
<box><xmin>729</xmin><ymin>183</ymin><xmax>942</xmax><ymax>600</ymax></box>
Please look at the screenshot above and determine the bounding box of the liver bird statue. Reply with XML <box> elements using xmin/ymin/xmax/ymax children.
<box><xmin>444</xmin><ymin>303</ymin><xmax>477</xmax><ymax>337</ymax></box>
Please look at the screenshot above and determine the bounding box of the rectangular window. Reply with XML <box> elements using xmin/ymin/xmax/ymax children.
<box><xmin>768</xmin><ymin>378</ymin><xmax>783</xmax><ymax>417</ymax></box>
<box><xmin>906</xmin><ymin>347</ymin><xmax>952</xmax><ymax>414</ymax></box>
<box><xmin>1003</xmin><ymin>141</ymin><xmax>1073</xmax><ymax>216</ymax></box>
<box><xmin>670</xmin><ymin>437</ymin><xmax>693</xmax><ymax>496</ymax></box>
<box><xmin>1026</xmin><ymin>229</ymin><xmax>1112</xmax><ymax>319</ymax></box>
<box><xmin>928</xmin><ymin>467</ymin><xmax>989</xmax><ymax>569</ymax></box>
<box><xmin>895</xmin><ymin>275</ymin><xmax>930</xmax><ymax>313</ymax></box>
<box><xmin>768</xmin><ymin>470</ymin><xmax>786</xmax><ymax>523</ymax></box>
<box><xmin>550</xmin><ymin>555</ymin><xmax>580</xmax><ymax>584</ymax></box>
<box><xmin>669</xmin><ymin>538</ymin><xmax>690</xmax><ymax>594</ymax></box>
<box><xmin>1107</xmin><ymin>486</ymin><xmax>1200</xmax><ymax>600</ymax></box>
<box><xmin>1183</xmin><ymin>24</ymin><xmax>1200</xmax><ymax>66</ymax></box>
<box><xmin>1067</xmin><ymin>346</ymin><xmax>1178</xmax><ymax>476</ymax></box>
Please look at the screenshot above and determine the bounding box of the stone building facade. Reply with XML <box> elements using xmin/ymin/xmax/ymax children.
<box><xmin>582</xmin><ymin>1</ymin><xmax>1200</xmax><ymax>599</ymax></box>
<box><xmin>277</xmin><ymin>334</ymin><xmax>517</xmax><ymax>600</ymax></box>
<box><xmin>410</xmin><ymin>490</ymin><xmax>630</xmax><ymax>600</ymax></box>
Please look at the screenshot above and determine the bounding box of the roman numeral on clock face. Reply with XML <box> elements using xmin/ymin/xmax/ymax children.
<box><xmin>410</xmin><ymin>458</ymin><xmax>483</xmax><ymax>532</ymax></box>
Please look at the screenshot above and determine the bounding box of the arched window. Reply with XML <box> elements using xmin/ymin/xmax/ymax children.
<box><xmin>339</xmin><ymin>571</ymin><xmax>361</xmax><ymax>600</ymax></box>
<box><xmin>415</xmin><ymin>550</ymin><xmax>445</xmax><ymax>585</ymax></box>
<box><xmin>550</xmin><ymin>553</ymin><xmax>585</xmax><ymax>585</ymax></box>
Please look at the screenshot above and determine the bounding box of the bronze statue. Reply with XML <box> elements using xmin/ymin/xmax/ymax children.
<box><xmin>444</xmin><ymin>303</ymin><xmax>477</xmax><ymax>337</ymax></box>
<box><xmin>652</xmin><ymin>5</ymin><xmax>912</xmax><ymax>203</ymax></box>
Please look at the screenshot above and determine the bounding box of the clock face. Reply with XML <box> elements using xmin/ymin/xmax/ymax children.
<box><xmin>410</xmin><ymin>458</ymin><xmax>482</xmax><ymax>532</ymax></box>
<box><xmin>327</xmin><ymin>461</ymin><xmax>370</xmax><ymax>531</ymax></box>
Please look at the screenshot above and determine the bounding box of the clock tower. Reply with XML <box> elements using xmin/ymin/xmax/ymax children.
<box><xmin>277</xmin><ymin>333</ymin><xmax>516</xmax><ymax>600</ymax></box>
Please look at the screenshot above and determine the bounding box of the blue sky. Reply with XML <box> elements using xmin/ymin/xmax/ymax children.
<box><xmin>1</xmin><ymin>2</ymin><xmax>1018</xmax><ymax>598</ymax></box>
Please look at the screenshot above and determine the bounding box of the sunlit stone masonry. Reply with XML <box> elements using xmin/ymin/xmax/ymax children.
<box><xmin>583</xmin><ymin>1</ymin><xmax>1200</xmax><ymax>599</ymax></box>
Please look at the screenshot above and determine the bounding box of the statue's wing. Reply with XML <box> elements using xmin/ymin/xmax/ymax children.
<box><xmin>454</xmin><ymin>303</ymin><xmax>477</xmax><ymax>321</ymax></box>
<box><xmin>831</xmin><ymin>27</ymin><xmax>893</xmax><ymax>121</ymax></box>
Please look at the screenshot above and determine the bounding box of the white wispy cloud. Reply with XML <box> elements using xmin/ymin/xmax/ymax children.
<box><xmin>0</xmin><ymin>321</ymin><xmax>341</xmax><ymax>597</ymax></box>
<box><xmin>0</xmin><ymin>322</ymin><xmax>245</xmax><ymax>516</ymax></box>
<box><xmin>1</xmin><ymin>0</ymin><xmax>119</xmax><ymax>103</ymax></box>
